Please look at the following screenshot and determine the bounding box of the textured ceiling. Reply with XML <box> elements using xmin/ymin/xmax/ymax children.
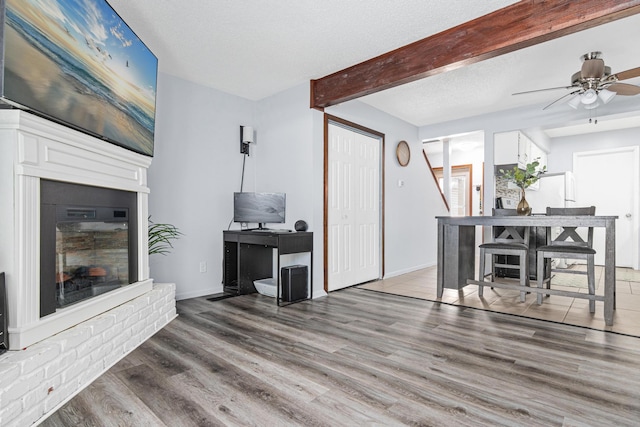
<box><xmin>107</xmin><ymin>1</ymin><xmax>517</xmax><ymax>99</ymax></box>
<box><xmin>107</xmin><ymin>0</ymin><xmax>640</xmax><ymax>127</ymax></box>
<box><xmin>361</xmin><ymin>13</ymin><xmax>640</xmax><ymax>126</ymax></box>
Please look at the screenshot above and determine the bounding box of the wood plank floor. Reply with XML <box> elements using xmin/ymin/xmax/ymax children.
<box><xmin>42</xmin><ymin>288</ymin><xmax>640</xmax><ymax>426</ymax></box>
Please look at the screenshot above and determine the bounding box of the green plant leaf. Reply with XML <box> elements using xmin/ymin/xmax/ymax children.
<box><xmin>148</xmin><ymin>216</ymin><xmax>183</xmax><ymax>256</ymax></box>
<box><xmin>500</xmin><ymin>160</ymin><xmax>546</xmax><ymax>190</ymax></box>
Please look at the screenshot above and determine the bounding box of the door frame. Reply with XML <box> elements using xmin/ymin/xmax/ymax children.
<box><xmin>324</xmin><ymin>114</ymin><xmax>385</xmax><ymax>292</ymax></box>
<box><xmin>432</xmin><ymin>164</ymin><xmax>473</xmax><ymax>216</ymax></box>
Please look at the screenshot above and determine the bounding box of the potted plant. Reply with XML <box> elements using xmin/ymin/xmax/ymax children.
<box><xmin>148</xmin><ymin>217</ymin><xmax>182</xmax><ymax>255</ymax></box>
<box><xmin>499</xmin><ymin>160</ymin><xmax>546</xmax><ymax>215</ymax></box>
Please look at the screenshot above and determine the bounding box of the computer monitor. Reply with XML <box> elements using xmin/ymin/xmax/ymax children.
<box><xmin>233</xmin><ymin>192</ymin><xmax>285</xmax><ymax>229</ymax></box>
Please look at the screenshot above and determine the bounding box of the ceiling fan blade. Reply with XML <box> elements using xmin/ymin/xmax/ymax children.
<box><xmin>513</xmin><ymin>85</ymin><xmax>574</xmax><ymax>96</ymax></box>
<box><xmin>615</xmin><ymin>67</ymin><xmax>640</xmax><ymax>81</ymax></box>
<box><xmin>581</xmin><ymin>58</ymin><xmax>605</xmax><ymax>79</ymax></box>
<box><xmin>607</xmin><ymin>82</ymin><xmax>640</xmax><ymax>96</ymax></box>
<box><xmin>542</xmin><ymin>90</ymin><xmax>580</xmax><ymax>110</ymax></box>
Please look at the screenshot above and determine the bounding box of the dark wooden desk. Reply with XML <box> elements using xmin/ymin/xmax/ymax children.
<box><xmin>436</xmin><ymin>215</ymin><xmax>617</xmax><ymax>325</ymax></box>
<box><xmin>223</xmin><ymin>230</ymin><xmax>313</xmax><ymax>305</ymax></box>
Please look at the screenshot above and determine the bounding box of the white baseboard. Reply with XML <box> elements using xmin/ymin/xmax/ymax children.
<box><xmin>384</xmin><ymin>262</ymin><xmax>435</xmax><ymax>279</ymax></box>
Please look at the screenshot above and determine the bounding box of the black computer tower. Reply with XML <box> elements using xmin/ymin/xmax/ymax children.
<box><xmin>281</xmin><ymin>265</ymin><xmax>308</xmax><ymax>302</ymax></box>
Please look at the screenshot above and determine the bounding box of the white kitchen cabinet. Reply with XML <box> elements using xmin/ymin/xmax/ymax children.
<box><xmin>494</xmin><ymin>130</ymin><xmax>532</xmax><ymax>168</ymax></box>
<box><xmin>530</xmin><ymin>142</ymin><xmax>547</xmax><ymax>171</ymax></box>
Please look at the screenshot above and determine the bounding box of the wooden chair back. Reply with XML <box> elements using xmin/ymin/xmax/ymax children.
<box><xmin>492</xmin><ymin>208</ymin><xmax>529</xmax><ymax>246</ymax></box>
<box><xmin>545</xmin><ymin>206</ymin><xmax>596</xmax><ymax>248</ymax></box>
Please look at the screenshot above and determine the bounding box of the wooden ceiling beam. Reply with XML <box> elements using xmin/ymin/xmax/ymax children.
<box><xmin>310</xmin><ymin>0</ymin><xmax>640</xmax><ymax>110</ymax></box>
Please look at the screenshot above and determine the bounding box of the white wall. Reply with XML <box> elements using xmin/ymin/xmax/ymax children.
<box><xmin>149</xmin><ymin>79</ymin><xmax>325</xmax><ymax>300</ymax></box>
<box><xmin>546</xmin><ymin>126</ymin><xmax>640</xmax><ymax>172</ymax></box>
<box><xmin>148</xmin><ymin>73</ymin><xmax>255</xmax><ymax>300</ymax></box>
<box><xmin>326</xmin><ymin>101</ymin><xmax>448</xmax><ymax>277</ymax></box>
<box><xmin>254</xmin><ymin>84</ymin><xmax>325</xmax><ymax>297</ymax></box>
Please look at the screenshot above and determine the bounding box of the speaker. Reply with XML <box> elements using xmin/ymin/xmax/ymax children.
<box><xmin>294</xmin><ymin>220</ymin><xmax>308</xmax><ymax>232</ymax></box>
<box><xmin>281</xmin><ymin>265</ymin><xmax>308</xmax><ymax>302</ymax></box>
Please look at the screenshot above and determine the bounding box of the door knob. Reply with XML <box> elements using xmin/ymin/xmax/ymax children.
<box><xmin>626</xmin><ymin>213</ymin><xmax>632</xmax><ymax>218</ymax></box>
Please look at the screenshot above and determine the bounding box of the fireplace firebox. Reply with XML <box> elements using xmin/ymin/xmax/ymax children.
<box><xmin>40</xmin><ymin>180</ymin><xmax>138</xmax><ymax>317</ymax></box>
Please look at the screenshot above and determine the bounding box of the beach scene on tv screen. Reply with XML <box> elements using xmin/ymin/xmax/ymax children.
<box><xmin>5</xmin><ymin>0</ymin><xmax>157</xmax><ymax>156</ymax></box>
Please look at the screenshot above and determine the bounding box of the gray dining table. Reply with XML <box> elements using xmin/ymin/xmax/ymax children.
<box><xmin>436</xmin><ymin>214</ymin><xmax>617</xmax><ymax>326</ymax></box>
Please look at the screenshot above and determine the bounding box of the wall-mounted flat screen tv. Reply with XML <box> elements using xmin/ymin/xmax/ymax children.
<box><xmin>234</xmin><ymin>192</ymin><xmax>286</xmax><ymax>230</ymax></box>
<box><xmin>0</xmin><ymin>0</ymin><xmax>158</xmax><ymax>156</ymax></box>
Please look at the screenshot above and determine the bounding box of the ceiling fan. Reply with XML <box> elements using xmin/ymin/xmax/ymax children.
<box><xmin>514</xmin><ymin>52</ymin><xmax>640</xmax><ymax>110</ymax></box>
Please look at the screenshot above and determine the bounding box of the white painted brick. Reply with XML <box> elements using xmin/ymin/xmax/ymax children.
<box><xmin>89</xmin><ymin>313</ymin><xmax>116</xmax><ymax>336</ymax></box>
<box><xmin>7</xmin><ymin>343</ymin><xmax>61</xmax><ymax>376</ymax></box>
<box><xmin>0</xmin><ymin>399</ymin><xmax>22</xmax><ymax>427</ymax></box>
<box><xmin>123</xmin><ymin>311</ymin><xmax>141</xmax><ymax>329</ymax></box>
<box><xmin>76</xmin><ymin>362</ymin><xmax>104</xmax><ymax>386</ymax></box>
<box><xmin>61</xmin><ymin>354</ymin><xmax>91</xmax><ymax>384</ymax></box>
<box><xmin>143</xmin><ymin>324</ymin><xmax>156</xmax><ymax>339</ymax></box>
<box><xmin>112</xmin><ymin>303</ymin><xmax>135</xmax><ymax>323</ymax></box>
<box><xmin>1</xmin><ymin>283</ymin><xmax>176</xmax><ymax>426</ymax></box>
<box><xmin>42</xmin><ymin>375</ymin><xmax>70</xmax><ymax>413</ymax></box>
<box><xmin>112</xmin><ymin>328</ymin><xmax>132</xmax><ymax>350</ymax></box>
<box><xmin>104</xmin><ymin>345</ymin><xmax>125</xmax><ymax>369</ymax></box>
<box><xmin>45</xmin><ymin>378</ymin><xmax>78</xmax><ymax>413</ymax></box>
<box><xmin>123</xmin><ymin>333</ymin><xmax>142</xmax><ymax>354</ymax></box>
<box><xmin>138</xmin><ymin>305</ymin><xmax>153</xmax><ymax>319</ymax></box>
<box><xmin>131</xmin><ymin>295</ymin><xmax>150</xmax><ymax>311</ymax></box>
<box><xmin>0</xmin><ymin>362</ymin><xmax>20</xmax><ymax>385</ymax></box>
<box><xmin>44</xmin><ymin>350</ymin><xmax>77</xmax><ymax>380</ymax></box>
<box><xmin>155</xmin><ymin>314</ymin><xmax>171</xmax><ymax>331</ymax></box>
<box><xmin>21</xmin><ymin>378</ymin><xmax>52</xmax><ymax>415</ymax></box>
<box><xmin>102</xmin><ymin>320</ymin><xmax>123</xmax><ymax>342</ymax></box>
<box><xmin>146</xmin><ymin>313</ymin><xmax>160</xmax><ymax>328</ymax></box>
<box><xmin>130</xmin><ymin>318</ymin><xmax>146</xmax><ymax>336</ymax></box>
<box><xmin>47</xmin><ymin>325</ymin><xmax>92</xmax><ymax>353</ymax></box>
<box><xmin>75</xmin><ymin>334</ymin><xmax>103</xmax><ymax>359</ymax></box>
<box><xmin>10</xmin><ymin>401</ymin><xmax>44</xmax><ymax>427</ymax></box>
<box><xmin>2</xmin><ymin>368</ymin><xmax>44</xmax><ymax>402</ymax></box>
<box><xmin>90</xmin><ymin>341</ymin><xmax>113</xmax><ymax>364</ymax></box>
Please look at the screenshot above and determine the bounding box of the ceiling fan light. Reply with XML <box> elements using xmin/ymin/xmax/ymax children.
<box><xmin>581</xmin><ymin>88</ymin><xmax>598</xmax><ymax>105</ymax></box>
<box><xmin>567</xmin><ymin>94</ymin><xmax>581</xmax><ymax>109</ymax></box>
<box><xmin>584</xmin><ymin>100</ymin><xmax>600</xmax><ymax>110</ymax></box>
<box><xmin>598</xmin><ymin>88</ymin><xmax>616</xmax><ymax>104</ymax></box>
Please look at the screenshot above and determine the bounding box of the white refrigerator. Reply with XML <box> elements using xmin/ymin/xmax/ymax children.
<box><xmin>526</xmin><ymin>171</ymin><xmax>576</xmax><ymax>215</ymax></box>
<box><xmin>526</xmin><ymin>171</ymin><xmax>576</xmax><ymax>269</ymax></box>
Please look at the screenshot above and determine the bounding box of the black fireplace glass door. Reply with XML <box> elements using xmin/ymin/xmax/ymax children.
<box><xmin>56</xmin><ymin>209</ymin><xmax>129</xmax><ymax>308</ymax></box>
<box><xmin>40</xmin><ymin>180</ymin><xmax>138</xmax><ymax>317</ymax></box>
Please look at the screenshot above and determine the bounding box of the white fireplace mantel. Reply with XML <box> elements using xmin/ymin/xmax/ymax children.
<box><xmin>0</xmin><ymin>110</ymin><xmax>154</xmax><ymax>349</ymax></box>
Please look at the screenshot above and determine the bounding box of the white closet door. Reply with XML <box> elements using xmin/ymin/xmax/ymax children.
<box><xmin>354</xmin><ymin>132</ymin><xmax>380</xmax><ymax>283</ymax></box>
<box><xmin>573</xmin><ymin>146</ymin><xmax>639</xmax><ymax>269</ymax></box>
<box><xmin>327</xmin><ymin>123</ymin><xmax>381</xmax><ymax>291</ymax></box>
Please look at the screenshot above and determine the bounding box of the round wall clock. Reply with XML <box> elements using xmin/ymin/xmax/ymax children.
<box><xmin>396</xmin><ymin>140</ymin><xmax>410</xmax><ymax>167</ymax></box>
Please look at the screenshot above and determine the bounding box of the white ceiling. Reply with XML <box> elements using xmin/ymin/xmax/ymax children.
<box><xmin>108</xmin><ymin>0</ymin><xmax>640</xmax><ymax>128</ymax></box>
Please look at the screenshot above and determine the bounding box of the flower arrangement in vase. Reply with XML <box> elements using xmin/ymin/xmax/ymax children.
<box><xmin>499</xmin><ymin>160</ymin><xmax>546</xmax><ymax>215</ymax></box>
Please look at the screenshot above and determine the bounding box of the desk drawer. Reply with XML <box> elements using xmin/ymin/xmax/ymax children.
<box><xmin>239</xmin><ymin>234</ymin><xmax>278</xmax><ymax>246</ymax></box>
<box><xmin>279</xmin><ymin>233</ymin><xmax>313</xmax><ymax>254</ymax></box>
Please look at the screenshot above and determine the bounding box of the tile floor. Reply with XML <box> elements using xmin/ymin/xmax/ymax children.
<box><xmin>359</xmin><ymin>264</ymin><xmax>640</xmax><ymax>337</ymax></box>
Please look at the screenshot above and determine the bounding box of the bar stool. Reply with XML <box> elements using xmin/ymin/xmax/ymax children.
<box><xmin>536</xmin><ymin>206</ymin><xmax>597</xmax><ymax>312</ymax></box>
<box><xmin>478</xmin><ymin>208</ymin><xmax>530</xmax><ymax>302</ymax></box>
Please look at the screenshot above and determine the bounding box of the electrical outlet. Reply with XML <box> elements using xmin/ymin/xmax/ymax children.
<box><xmin>199</xmin><ymin>261</ymin><xmax>207</xmax><ymax>273</ymax></box>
